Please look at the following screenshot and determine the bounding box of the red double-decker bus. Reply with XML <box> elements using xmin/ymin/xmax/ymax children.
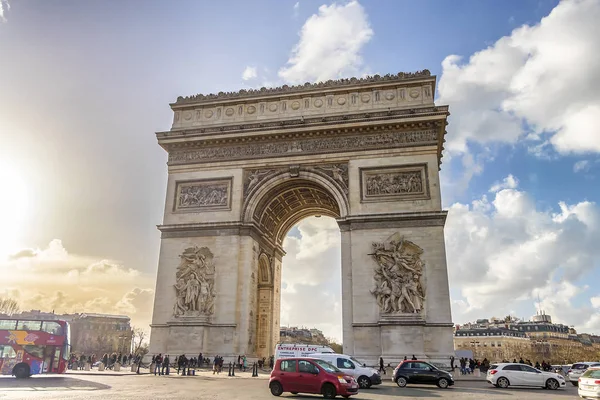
<box><xmin>0</xmin><ymin>318</ymin><xmax>70</xmax><ymax>378</ymax></box>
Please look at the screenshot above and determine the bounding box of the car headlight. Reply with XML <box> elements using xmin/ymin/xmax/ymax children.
<box><xmin>338</xmin><ymin>377</ymin><xmax>347</xmax><ymax>384</ymax></box>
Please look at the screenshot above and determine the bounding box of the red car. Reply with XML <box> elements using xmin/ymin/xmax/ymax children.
<box><xmin>269</xmin><ymin>357</ymin><xmax>359</xmax><ymax>398</ymax></box>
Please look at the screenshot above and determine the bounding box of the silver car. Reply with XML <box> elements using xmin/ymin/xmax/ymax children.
<box><xmin>567</xmin><ymin>362</ymin><xmax>600</xmax><ymax>386</ymax></box>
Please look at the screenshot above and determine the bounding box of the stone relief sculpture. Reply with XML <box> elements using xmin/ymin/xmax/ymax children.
<box><xmin>365</xmin><ymin>171</ymin><xmax>422</xmax><ymax>196</ymax></box>
<box><xmin>176</xmin><ymin>180</ymin><xmax>230</xmax><ymax>210</ymax></box>
<box><xmin>370</xmin><ymin>233</ymin><xmax>425</xmax><ymax>314</ymax></box>
<box><xmin>315</xmin><ymin>164</ymin><xmax>349</xmax><ymax>193</ymax></box>
<box><xmin>173</xmin><ymin>246</ymin><xmax>216</xmax><ymax>317</ymax></box>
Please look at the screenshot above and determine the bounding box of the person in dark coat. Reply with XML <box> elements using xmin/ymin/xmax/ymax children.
<box><xmin>378</xmin><ymin>357</ymin><xmax>386</xmax><ymax>374</ymax></box>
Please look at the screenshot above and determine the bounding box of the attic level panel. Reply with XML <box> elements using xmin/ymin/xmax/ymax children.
<box><xmin>170</xmin><ymin>73</ymin><xmax>437</xmax><ymax>131</ymax></box>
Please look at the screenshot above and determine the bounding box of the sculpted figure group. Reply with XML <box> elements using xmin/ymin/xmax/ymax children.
<box><xmin>173</xmin><ymin>246</ymin><xmax>216</xmax><ymax>317</ymax></box>
<box><xmin>371</xmin><ymin>234</ymin><xmax>426</xmax><ymax>314</ymax></box>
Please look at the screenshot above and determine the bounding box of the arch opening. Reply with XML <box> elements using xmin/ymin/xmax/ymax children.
<box><xmin>250</xmin><ymin>178</ymin><xmax>343</xmax><ymax>246</ymax></box>
<box><xmin>279</xmin><ymin>216</ymin><xmax>342</xmax><ymax>348</ymax></box>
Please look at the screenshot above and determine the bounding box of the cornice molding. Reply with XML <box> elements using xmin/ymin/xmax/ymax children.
<box><xmin>174</xmin><ymin>70</ymin><xmax>433</xmax><ymax>105</ymax></box>
<box><xmin>159</xmin><ymin>105</ymin><xmax>449</xmax><ymax>141</ymax></box>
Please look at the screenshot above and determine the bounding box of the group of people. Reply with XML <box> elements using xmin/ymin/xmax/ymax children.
<box><xmin>69</xmin><ymin>352</ymin><xmax>139</xmax><ymax>370</ymax></box>
<box><xmin>453</xmin><ymin>357</ymin><xmax>490</xmax><ymax>374</ymax></box>
<box><xmin>503</xmin><ymin>358</ymin><xmax>555</xmax><ymax>372</ymax></box>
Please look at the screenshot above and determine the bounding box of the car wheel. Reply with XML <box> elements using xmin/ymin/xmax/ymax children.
<box><xmin>496</xmin><ymin>377</ymin><xmax>510</xmax><ymax>389</ymax></box>
<box><xmin>437</xmin><ymin>378</ymin><xmax>450</xmax><ymax>388</ymax></box>
<box><xmin>13</xmin><ymin>364</ymin><xmax>30</xmax><ymax>379</ymax></box>
<box><xmin>396</xmin><ymin>376</ymin><xmax>408</xmax><ymax>387</ymax></box>
<box><xmin>571</xmin><ymin>381</ymin><xmax>578</xmax><ymax>386</ymax></box>
<box><xmin>357</xmin><ymin>375</ymin><xmax>371</xmax><ymax>388</ymax></box>
<box><xmin>545</xmin><ymin>378</ymin><xmax>559</xmax><ymax>390</ymax></box>
<box><xmin>321</xmin><ymin>383</ymin><xmax>336</xmax><ymax>399</ymax></box>
<box><xmin>269</xmin><ymin>381</ymin><xmax>283</xmax><ymax>397</ymax></box>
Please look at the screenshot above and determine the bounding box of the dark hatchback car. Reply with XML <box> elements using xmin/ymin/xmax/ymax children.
<box><xmin>393</xmin><ymin>360</ymin><xmax>454</xmax><ymax>388</ymax></box>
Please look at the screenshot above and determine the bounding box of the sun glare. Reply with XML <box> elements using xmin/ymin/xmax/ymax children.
<box><xmin>0</xmin><ymin>168</ymin><xmax>30</xmax><ymax>260</ymax></box>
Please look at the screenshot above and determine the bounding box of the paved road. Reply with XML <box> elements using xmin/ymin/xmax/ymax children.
<box><xmin>0</xmin><ymin>373</ymin><xmax>580</xmax><ymax>400</ymax></box>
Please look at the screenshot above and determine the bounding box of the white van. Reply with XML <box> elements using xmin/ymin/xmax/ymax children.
<box><xmin>308</xmin><ymin>353</ymin><xmax>382</xmax><ymax>389</ymax></box>
<box><xmin>274</xmin><ymin>343</ymin><xmax>335</xmax><ymax>361</ymax></box>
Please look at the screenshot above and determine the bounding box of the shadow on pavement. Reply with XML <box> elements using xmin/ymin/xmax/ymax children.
<box><xmin>338</xmin><ymin>383</ymin><xmax>577</xmax><ymax>398</ymax></box>
<box><xmin>0</xmin><ymin>375</ymin><xmax>110</xmax><ymax>391</ymax></box>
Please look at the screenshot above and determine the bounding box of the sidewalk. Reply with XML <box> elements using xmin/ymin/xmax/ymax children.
<box><xmin>66</xmin><ymin>367</ymin><xmax>151</xmax><ymax>377</ymax></box>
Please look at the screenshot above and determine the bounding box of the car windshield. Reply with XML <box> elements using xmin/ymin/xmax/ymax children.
<box><xmin>350</xmin><ymin>356</ymin><xmax>364</xmax><ymax>366</ymax></box>
<box><xmin>489</xmin><ymin>364</ymin><xmax>498</xmax><ymax>370</ymax></box>
<box><xmin>582</xmin><ymin>369</ymin><xmax>600</xmax><ymax>379</ymax></box>
<box><xmin>313</xmin><ymin>359</ymin><xmax>341</xmax><ymax>373</ymax></box>
<box><xmin>573</xmin><ymin>364</ymin><xmax>589</xmax><ymax>369</ymax></box>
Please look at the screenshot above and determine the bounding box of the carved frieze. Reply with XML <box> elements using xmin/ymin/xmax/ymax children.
<box><xmin>170</xmin><ymin>130</ymin><xmax>437</xmax><ymax>165</ymax></box>
<box><xmin>174</xmin><ymin>178</ymin><xmax>232</xmax><ymax>212</ymax></box>
<box><xmin>173</xmin><ymin>246</ymin><xmax>216</xmax><ymax>317</ymax></box>
<box><xmin>360</xmin><ymin>164</ymin><xmax>429</xmax><ymax>202</ymax></box>
<box><xmin>370</xmin><ymin>233</ymin><xmax>425</xmax><ymax>315</ymax></box>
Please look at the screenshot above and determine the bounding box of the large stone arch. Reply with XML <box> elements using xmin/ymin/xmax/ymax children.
<box><xmin>150</xmin><ymin>70</ymin><xmax>455</xmax><ymax>367</ymax></box>
<box><xmin>242</xmin><ymin>168</ymin><xmax>349</xmax><ymax>245</ymax></box>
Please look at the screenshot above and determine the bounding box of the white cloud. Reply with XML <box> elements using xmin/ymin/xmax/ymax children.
<box><xmin>281</xmin><ymin>217</ymin><xmax>342</xmax><ymax>341</ymax></box>
<box><xmin>438</xmin><ymin>0</ymin><xmax>600</xmax><ymax>155</ymax></box>
<box><xmin>0</xmin><ymin>0</ymin><xmax>10</xmax><ymax>23</ymax></box>
<box><xmin>592</xmin><ymin>296</ymin><xmax>600</xmax><ymax>309</ymax></box>
<box><xmin>574</xmin><ymin>160</ymin><xmax>591</xmax><ymax>173</ymax></box>
<box><xmin>278</xmin><ymin>1</ymin><xmax>373</xmax><ymax>84</ymax></box>
<box><xmin>0</xmin><ymin>240</ymin><xmax>154</xmax><ymax>329</ymax></box>
<box><xmin>293</xmin><ymin>1</ymin><xmax>300</xmax><ymax>17</ymax></box>
<box><xmin>241</xmin><ymin>66</ymin><xmax>258</xmax><ymax>81</ymax></box>
<box><xmin>489</xmin><ymin>174</ymin><xmax>519</xmax><ymax>192</ymax></box>
<box><xmin>446</xmin><ymin>176</ymin><xmax>600</xmax><ymax>333</ymax></box>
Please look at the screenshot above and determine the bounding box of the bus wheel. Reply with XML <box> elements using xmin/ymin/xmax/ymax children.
<box><xmin>13</xmin><ymin>363</ymin><xmax>31</xmax><ymax>379</ymax></box>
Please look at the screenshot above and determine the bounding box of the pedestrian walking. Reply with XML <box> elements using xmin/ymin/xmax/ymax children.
<box><xmin>378</xmin><ymin>357</ymin><xmax>386</xmax><ymax>374</ymax></box>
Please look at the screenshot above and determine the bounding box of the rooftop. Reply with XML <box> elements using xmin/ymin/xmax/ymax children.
<box><xmin>174</xmin><ymin>70</ymin><xmax>433</xmax><ymax>105</ymax></box>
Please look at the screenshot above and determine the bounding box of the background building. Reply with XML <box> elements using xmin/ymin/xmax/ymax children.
<box><xmin>454</xmin><ymin>312</ymin><xmax>600</xmax><ymax>363</ymax></box>
<box><xmin>69</xmin><ymin>313</ymin><xmax>133</xmax><ymax>356</ymax></box>
<box><xmin>280</xmin><ymin>326</ymin><xmax>327</xmax><ymax>345</ymax></box>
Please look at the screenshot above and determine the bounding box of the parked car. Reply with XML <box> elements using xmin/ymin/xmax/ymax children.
<box><xmin>486</xmin><ymin>363</ymin><xmax>566</xmax><ymax>390</ymax></box>
<box><xmin>392</xmin><ymin>360</ymin><xmax>454</xmax><ymax>389</ymax></box>
<box><xmin>269</xmin><ymin>357</ymin><xmax>359</xmax><ymax>399</ymax></box>
<box><xmin>578</xmin><ymin>367</ymin><xmax>600</xmax><ymax>399</ymax></box>
<box><xmin>307</xmin><ymin>353</ymin><xmax>381</xmax><ymax>388</ymax></box>
<box><xmin>568</xmin><ymin>362</ymin><xmax>600</xmax><ymax>386</ymax></box>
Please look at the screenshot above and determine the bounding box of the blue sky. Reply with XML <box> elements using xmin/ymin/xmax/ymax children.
<box><xmin>1</xmin><ymin>0</ymin><xmax>599</xmax><ymax>340</ymax></box>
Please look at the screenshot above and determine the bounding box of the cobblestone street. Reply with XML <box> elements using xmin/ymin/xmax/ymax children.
<box><xmin>0</xmin><ymin>372</ymin><xmax>580</xmax><ymax>400</ymax></box>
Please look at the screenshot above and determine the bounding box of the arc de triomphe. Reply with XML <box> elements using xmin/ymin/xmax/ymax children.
<box><xmin>149</xmin><ymin>70</ymin><xmax>454</xmax><ymax>365</ymax></box>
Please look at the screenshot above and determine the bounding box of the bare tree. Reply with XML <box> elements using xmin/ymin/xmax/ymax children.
<box><xmin>131</xmin><ymin>327</ymin><xmax>147</xmax><ymax>355</ymax></box>
<box><xmin>0</xmin><ymin>297</ymin><xmax>19</xmax><ymax>316</ymax></box>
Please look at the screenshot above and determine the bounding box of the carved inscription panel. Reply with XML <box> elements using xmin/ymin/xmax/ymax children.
<box><xmin>174</xmin><ymin>178</ymin><xmax>232</xmax><ymax>212</ymax></box>
<box><xmin>360</xmin><ymin>164</ymin><xmax>429</xmax><ymax>202</ymax></box>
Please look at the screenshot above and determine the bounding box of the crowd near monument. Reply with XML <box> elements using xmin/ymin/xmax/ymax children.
<box><xmin>148</xmin><ymin>70</ymin><xmax>454</xmax><ymax>366</ymax></box>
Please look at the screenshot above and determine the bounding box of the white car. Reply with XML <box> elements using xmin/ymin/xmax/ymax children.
<box><xmin>578</xmin><ymin>367</ymin><xmax>600</xmax><ymax>399</ymax></box>
<box><xmin>486</xmin><ymin>363</ymin><xmax>566</xmax><ymax>390</ymax></box>
<box><xmin>568</xmin><ymin>362</ymin><xmax>600</xmax><ymax>386</ymax></box>
<box><xmin>307</xmin><ymin>353</ymin><xmax>382</xmax><ymax>389</ymax></box>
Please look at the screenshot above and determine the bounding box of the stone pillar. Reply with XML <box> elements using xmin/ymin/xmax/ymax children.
<box><xmin>339</xmin><ymin>227</ymin><xmax>355</xmax><ymax>355</ymax></box>
<box><xmin>342</xmin><ymin>218</ymin><xmax>454</xmax><ymax>366</ymax></box>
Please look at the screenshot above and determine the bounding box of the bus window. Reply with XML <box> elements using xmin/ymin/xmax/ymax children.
<box><xmin>0</xmin><ymin>320</ymin><xmax>17</xmax><ymax>330</ymax></box>
<box><xmin>17</xmin><ymin>321</ymin><xmax>42</xmax><ymax>331</ymax></box>
<box><xmin>0</xmin><ymin>345</ymin><xmax>17</xmax><ymax>359</ymax></box>
<box><xmin>23</xmin><ymin>345</ymin><xmax>45</xmax><ymax>359</ymax></box>
<box><xmin>41</xmin><ymin>322</ymin><xmax>63</xmax><ymax>335</ymax></box>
